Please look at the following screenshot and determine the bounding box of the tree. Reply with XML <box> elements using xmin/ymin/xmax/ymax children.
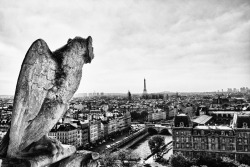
<box><xmin>195</xmin><ymin>155</ymin><xmax>242</xmax><ymax>167</ymax></box>
<box><xmin>169</xmin><ymin>152</ymin><xmax>192</xmax><ymax>167</ymax></box>
<box><xmin>131</xmin><ymin>111</ymin><xmax>140</xmax><ymax>121</ymax></box>
<box><xmin>114</xmin><ymin>149</ymin><xmax>139</xmax><ymax>166</ymax></box>
<box><xmin>238</xmin><ymin>164</ymin><xmax>250</xmax><ymax>167</ymax></box>
<box><xmin>168</xmin><ymin>153</ymin><xmax>250</xmax><ymax>167</ymax></box>
<box><xmin>239</xmin><ymin>155</ymin><xmax>250</xmax><ymax>166</ymax></box>
<box><xmin>101</xmin><ymin>149</ymin><xmax>139</xmax><ymax>167</ymax></box>
<box><xmin>100</xmin><ymin>152</ymin><xmax>117</xmax><ymax>167</ymax></box>
<box><xmin>148</xmin><ymin>135</ymin><xmax>165</xmax><ymax>159</ymax></box>
<box><xmin>141</xmin><ymin>111</ymin><xmax>148</xmax><ymax>121</ymax></box>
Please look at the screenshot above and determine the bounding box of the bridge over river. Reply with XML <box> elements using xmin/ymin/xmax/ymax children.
<box><xmin>104</xmin><ymin>123</ymin><xmax>173</xmax><ymax>153</ymax></box>
<box><xmin>145</xmin><ymin>123</ymin><xmax>172</xmax><ymax>135</ymax></box>
<box><xmin>105</xmin><ymin>128</ymin><xmax>148</xmax><ymax>153</ymax></box>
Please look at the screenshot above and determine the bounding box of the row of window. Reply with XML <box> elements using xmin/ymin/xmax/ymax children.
<box><xmin>238</xmin><ymin>138</ymin><xmax>249</xmax><ymax>144</ymax></box>
<box><xmin>193</xmin><ymin>130</ymin><xmax>234</xmax><ymax>136</ymax></box>
<box><xmin>237</xmin><ymin>145</ymin><xmax>250</xmax><ymax>152</ymax></box>
<box><xmin>175</xmin><ymin>150</ymin><xmax>240</xmax><ymax>160</ymax></box>
<box><xmin>176</xmin><ymin>131</ymin><xmax>250</xmax><ymax>138</ymax></box>
<box><xmin>175</xmin><ymin>131</ymin><xmax>191</xmax><ymax>136</ymax></box>
<box><xmin>59</xmin><ymin>139</ymin><xmax>77</xmax><ymax>143</ymax></box>
<box><xmin>176</xmin><ymin>143</ymin><xmax>191</xmax><ymax>149</ymax></box>
<box><xmin>175</xmin><ymin>142</ymin><xmax>237</xmax><ymax>151</ymax></box>
<box><xmin>176</xmin><ymin>137</ymin><xmax>191</xmax><ymax>142</ymax></box>
<box><xmin>237</xmin><ymin>132</ymin><xmax>250</xmax><ymax>138</ymax></box>
<box><xmin>177</xmin><ymin>137</ymin><xmax>235</xmax><ymax>143</ymax></box>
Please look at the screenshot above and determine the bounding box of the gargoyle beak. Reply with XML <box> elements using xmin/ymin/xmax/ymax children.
<box><xmin>85</xmin><ymin>36</ymin><xmax>94</xmax><ymax>64</ymax></box>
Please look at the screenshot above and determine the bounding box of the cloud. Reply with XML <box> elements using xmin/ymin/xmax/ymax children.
<box><xmin>0</xmin><ymin>0</ymin><xmax>249</xmax><ymax>94</ymax></box>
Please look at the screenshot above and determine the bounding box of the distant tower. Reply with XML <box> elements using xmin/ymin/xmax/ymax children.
<box><xmin>164</xmin><ymin>94</ymin><xmax>169</xmax><ymax>101</ymax></box>
<box><xmin>143</xmin><ymin>78</ymin><xmax>147</xmax><ymax>94</ymax></box>
<box><xmin>128</xmin><ymin>91</ymin><xmax>132</xmax><ymax>101</ymax></box>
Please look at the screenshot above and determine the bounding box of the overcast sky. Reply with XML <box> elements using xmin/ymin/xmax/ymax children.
<box><xmin>0</xmin><ymin>0</ymin><xmax>249</xmax><ymax>95</ymax></box>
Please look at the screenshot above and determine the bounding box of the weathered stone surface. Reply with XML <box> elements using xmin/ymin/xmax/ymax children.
<box><xmin>54</xmin><ymin>150</ymin><xmax>99</xmax><ymax>167</ymax></box>
<box><xmin>2</xmin><ymin>36</ymin><xmax>94</xmax><ymax>159</ymax></box>
<box><xmin>0</xmin><ymin>149</ymin><xmax>100</xmax><ymax>167</ymax></box>
<box><xmin>26</xmin><ymin>145</ymin><xmax>76</xmax><ymax>167</ymax></box>
<box><xmin>0</xmin><ymin>157</ymin><xmax>31</xmax><ymax>167</ymax></box>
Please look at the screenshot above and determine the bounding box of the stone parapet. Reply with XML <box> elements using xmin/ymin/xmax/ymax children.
<box><xmin>0</xmin><ymin>148</ymin><xmax>100</xmax><ymax>167</ymax></box>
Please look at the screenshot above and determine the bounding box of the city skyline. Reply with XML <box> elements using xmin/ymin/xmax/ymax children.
<box><xmin>0</xmin><ymin>0</ymin><xmax>250</xmax><ymax>95</ymax></box>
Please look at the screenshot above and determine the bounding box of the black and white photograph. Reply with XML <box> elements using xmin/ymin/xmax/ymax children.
<box><xmin>0</xmin><ymin>0</ymin><xmax>250</xmax><ymax>166</ymax></box>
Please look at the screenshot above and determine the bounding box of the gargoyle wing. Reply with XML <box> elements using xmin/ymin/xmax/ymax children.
<box><xmin>8</xmin><ymin>39</ymin><xmax>57</xmax><ymax>155</ymax></box>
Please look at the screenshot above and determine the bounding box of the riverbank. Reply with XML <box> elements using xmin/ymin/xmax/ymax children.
<box><xmin>131</xmin><ymin>135</ymin><xmax>173</xmax><ymax>167</ymax></box>
<box><xmin>87</xmin><ymin>131</ymin><xmax>130</xmax><ymax>153</ymax></box>
<box><xmin>85</xmin><ymin>131</ymin><xmax>173</xmax><ymax>166</ymax></box>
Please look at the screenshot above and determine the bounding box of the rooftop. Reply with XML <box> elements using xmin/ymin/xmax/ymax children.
<box><xmin>194</xmin><ymin>125</ymin><xmax>233</xmax><ymax>130</ymax></box>
<box><xmin>192</xmin><ymin>115</ymin><xmax>212</xmax><ymax>125</ymax></box>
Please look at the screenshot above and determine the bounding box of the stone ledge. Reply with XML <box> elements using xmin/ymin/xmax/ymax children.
<box><xmin>0</xmin><ymin>148</ymin><xmax>100</xmax><ymax>167</ymax></box>
<box><xmin>27</xmin><ymin>145</ymin><xmax>76</xmax><ymax>167</ymax></box>
<box><xmin>0</xmin><ymin>145</ymin><xmax>76</xmax><ymax>167</ymax></box>
<box><xmin>53</xmin><ymin>150</ymin><xmax>100</xmax><ymax>167</ymax></box>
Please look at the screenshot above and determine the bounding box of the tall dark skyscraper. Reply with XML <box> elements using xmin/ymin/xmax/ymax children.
<box><xmin>143</xmin><ymin>78</ymin><xmax>147</xmax><ymax>94</ymax></box>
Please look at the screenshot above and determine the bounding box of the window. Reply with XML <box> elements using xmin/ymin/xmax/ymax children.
<box><xmin>212</xmin><ymin>144</ymin><xmax>215</xmax><ymax>150</ymax></box>
<box><xmin>238</xmin><ymin>145</ymin><xmax>243</xmax><ymax>150</ymax></box>
<box><xmin>239</xmin><ymin>138</ymin><xmax>242</xmax><ymax>143</ymax></box>
<box><xmin>222</xmin><ymin>138</ymin><xmax>225</xmax><ymax>143</ymax></box>
<box><xmin>194</xmin><ymin>143</ymin><xmax>198</xmax><ymax>150</ymax></box>
<box><xmin>222</xmin><ymin>145</ymin><xmax>225</xmax><ymax>150</ymax></box>
<box><xmin>183</xmin><ymin>137</ymin><xmax>187</xmax><ymax>142</ymax></box>
<box><xmin>201</xmin><ymin>130</ymin><xmax>204</xmax><ymax>135</ymax></box>
<box><xmin>194</xmin><ymin>131</ymin><xmax>197</xmax><ymax>135</ymax></box>
<box><xmin>229</xmin><ymin>145</ymin><xmax>234</xmax><ymax>151</ymax></box>
<box><xmin>245</xmin><ymin>146</ymin><xmax>248</xmax><ymax>152</ymax></box>
<box><xmin>221</xmin><ymin>131</ymin><xmax>225</xmax><ymax>136</ymax></box>
<box><xmin>243</xmin><ymin>122</ymin><xmax>248</xmax><ymax>128</ymax></box>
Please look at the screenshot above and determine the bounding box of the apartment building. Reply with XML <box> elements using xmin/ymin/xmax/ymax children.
<box><xmin>89</xmin><ymin>119</ymin><xmax>99</xmax><ymax>144</ymax></box>
<box><xmin>172</xmin><ymin>113</ymin><xmax>250</xmax><ymax>163</ymax></box>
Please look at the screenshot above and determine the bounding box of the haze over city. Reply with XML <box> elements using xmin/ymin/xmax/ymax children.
<box><xmin>0</xmin><ymin>0</ymin><xmax>249</xmax><ymax>95</ymax></box>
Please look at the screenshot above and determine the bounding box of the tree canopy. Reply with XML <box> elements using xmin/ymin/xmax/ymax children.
<box><xmin>100</xmin><ymin>149</ymin><xmax>139</xmax><ymax>167</ymax></box>
<box><xmin>169</xmin><ymin>152</ymin><xmax>250</xmax><ymax>167</ymax></box>
<box><xmin>148</xmin><ymin>135</ymin><xmax>165</xmax><ymax>158</ymax></box>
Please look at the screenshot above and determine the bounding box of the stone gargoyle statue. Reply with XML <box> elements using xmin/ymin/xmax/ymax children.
<box><xmin>0</xmin><ymin>36</ymin><xmax>94</xmax><ymax>164</ymax></box>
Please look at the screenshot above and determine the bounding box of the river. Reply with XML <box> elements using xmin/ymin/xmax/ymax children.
<box><xmin>131</xmin><ymin>135</ymin><xmax>173</xmax><ymax>167</ymax></box>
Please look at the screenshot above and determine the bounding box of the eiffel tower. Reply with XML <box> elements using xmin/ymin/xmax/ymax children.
<box><xmin>143</xmin><ymin>78</ymin><xmax>147</xmax><ymax>95</ymax></box>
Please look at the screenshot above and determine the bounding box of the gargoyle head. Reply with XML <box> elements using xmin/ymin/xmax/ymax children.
<box><xmin>67</xmin><ymin>36</ymin><xmax>94</xmax><ymax>64</ymax></box>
